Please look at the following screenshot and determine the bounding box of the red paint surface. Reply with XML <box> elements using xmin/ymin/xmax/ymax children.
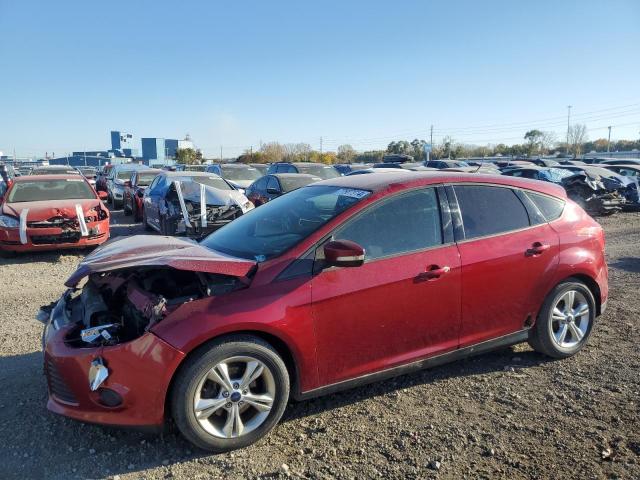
<box><xmin>0</xmin><ymin>175</ymin><xmax>110</xmax><ymax>252</ymax></box>
<box><xmin>45</xmin><ymin>172</ymin><xmax>608</xmax><ymax>427</ymax></box>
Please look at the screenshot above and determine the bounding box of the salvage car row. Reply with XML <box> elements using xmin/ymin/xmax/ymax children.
<box><xmin>1</xmin><ymin>158</ymin><xmax>639</xmax><ymax>253</ymax></box>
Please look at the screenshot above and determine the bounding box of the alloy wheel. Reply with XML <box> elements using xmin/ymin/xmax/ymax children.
<box><xmin>549</xmin><ymin>290</ymin><xmax>590</xmax><ymax>348</ymax></box>
<box><xmin>193</xmin><ymin>356</ymin><xmax>276</xmax><ymax>439</ymax></box>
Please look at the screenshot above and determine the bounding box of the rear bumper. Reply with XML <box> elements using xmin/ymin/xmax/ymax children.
<box><xmin>43</xmin><ymin>296</ymin><xmax>185</xmax><ymax>427</ymax></box>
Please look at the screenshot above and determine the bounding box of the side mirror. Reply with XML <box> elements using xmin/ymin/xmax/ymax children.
<box><xmin>323</xmin><ymin>240</ymin><xmax>365</xmax><ymax>268</ymax></box>
<box><xmin>266</xmin><ymin>188</ymin><xmax>280</xmax><ymax>195</ymax></box>
<box><xmin>97</xmin><ymin>191</ymin><xmax>108</xmax><ymax>201</ymax></box>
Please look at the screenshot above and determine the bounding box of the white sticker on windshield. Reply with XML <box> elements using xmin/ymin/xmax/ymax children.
<box><xmin>335</xmin><ymin>188</ymin><xmax>370</xmax><ymax>199</ymax></box>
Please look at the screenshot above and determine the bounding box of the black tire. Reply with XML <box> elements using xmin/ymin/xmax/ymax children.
<box><xmin>170</xmin><ymin>335</ymin><xmax>290</xmax><ymax>452</ymax></box>
<box><xmin>123</xmin><ymin>196</ymin><xmax>132</xmax><ymax>216</ymax></box>
<box><xmin>142</xmin><ymin>209</ymin><xmax>153</xmax><ymax>231</ymax></box>
<box><xmin>529</xmin><ymin>279</ymin><xmax>596</xmax><ymax>359</ymax></box>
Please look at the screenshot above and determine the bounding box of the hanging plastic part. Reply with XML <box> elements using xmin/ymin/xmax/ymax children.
<box><xmin>75</xmin><ymin>204</ymin><xmax>89</xmax><ymax>237</ymax></box>
<box><xmin>200</xmin><ymin>183</ymin><xmax>207</xmax><ymax>228</ymax></box>
<box><xmin>19</xmin><ymin>208</ymin><xmax>29</xmax><ymax>244</ymax></box>
<box><xmin>173</xmin><ymin>180</ymin><xmax>192</xmax><ymax>228</ymax></box>
<box><xmin>88</xmin><ymin>357</ymin><xmax>109</xmax><ymax>391</ymax></box>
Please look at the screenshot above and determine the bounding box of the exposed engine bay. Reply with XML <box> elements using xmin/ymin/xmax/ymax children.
<box><xmin>62</xmin><ymin>268</ymin><xmax>246</xmax><ymax>347</ymax></box>
<box><xmin>160</xmin><ymin>180</ymin><xmax>250</xmax><ymax>237</ymax></box>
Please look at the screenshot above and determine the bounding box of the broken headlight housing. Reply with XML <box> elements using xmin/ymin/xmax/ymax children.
<box><xmin>0</xmin><ymin>214</ymin><xmax>19</xmax><ymax>228</ymax></box>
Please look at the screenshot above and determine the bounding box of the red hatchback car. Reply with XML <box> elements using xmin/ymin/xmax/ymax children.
<box><xmin>0</xmin><ymin>175</ymin><xmax>110</xmax><ymax>252</ymax></box>
<box><xmin>42</xmin><ymin>171</ymin><xmax>607</xmax><ymax>451</ymax></box>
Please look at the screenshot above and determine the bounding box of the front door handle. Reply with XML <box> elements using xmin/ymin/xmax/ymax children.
<box><xmin>415</xmin><ymin>265</ymin><xmax>450</xmax><ymax>282</ymax></box>
<box><xmin>525</xmin><ymin>242</ymin><xmax>550</xmax><ymax>256</ymax></box>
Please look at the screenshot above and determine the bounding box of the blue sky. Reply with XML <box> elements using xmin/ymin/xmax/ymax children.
<box><xmin>1</xmin><ymin>0</ymin><xmax>639</xmax><ymax>158</ymax></box>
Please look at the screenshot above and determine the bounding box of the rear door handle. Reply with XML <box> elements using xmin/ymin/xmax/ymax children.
<box><xmin>526</xmin><ymin>242</ymin><xmax>550</xmax><ymax>256</ymax></box>
<box><xmin>415</xmin><ymin>265</ymin><xmax>450</xmax><ymax>282</ymax></box>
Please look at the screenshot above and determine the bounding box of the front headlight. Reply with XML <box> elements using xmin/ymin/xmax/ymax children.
<box><xmin>0</xmin><ymin>214</ymin><xmax>19</xmax><ymax>228</ymax></box>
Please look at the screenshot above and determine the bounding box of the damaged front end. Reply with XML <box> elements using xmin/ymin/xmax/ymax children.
<box><xmin>561</xmin><ymin>173</ymin><xmax>627</xmax><ymax>216</ymax></box>
<box><xmin>162</xmin><ymin>180</ymin><xmax>254</xmax><ymax>238</ymax></box>
<box><xmin>41</xmin><ymin>235</ymin><xmax>258</xmax><ymax>426</ymax></box>
<box><xmin>61</xmin><ymin>267</ymin><xmax>246</xmax><ymax>348</ymax></box>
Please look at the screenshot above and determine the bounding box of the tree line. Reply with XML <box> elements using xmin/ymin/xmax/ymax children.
<box><xmin>177</xmin><ymin>126</ymin><xmax>640</xmax><ymax>165</ymax></box>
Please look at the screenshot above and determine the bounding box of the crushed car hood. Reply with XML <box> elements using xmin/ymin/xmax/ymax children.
<box><xmin>178</xmin><ymin>181</ymin><xmax>249</xmax><ymax>207</ymax></box>
<box><xmin>2</xmin><ymin>199</ymin><xmax>102</xmax><ymax>221</ymax></box>
<box><xmin>65</xmin><ymin>235</ymin><xmax>257</xmax><ymax>287</ymax></box>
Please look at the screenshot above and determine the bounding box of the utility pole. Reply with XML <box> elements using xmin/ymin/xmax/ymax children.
<box><xmin>250</xmin><ymin>146</ymin><xmax>253</xmax><ymax>162</ymax></box>
<box><xmin>430</xmin><ymin>125</ymin><xmax>433</xmax><ymax>146</ymax></box>
<box><xmin>220</xmin><ymin>146</ymin><xmax>223</xmax><ymax>163</ymax></box>
<box><xmin>607</xmin><ymin>126</ymin><xmax>612</xmax><ymax>153</ymax></box>
<box><xmin>320</xmin><ymin>137</ymin><xmax>323</xmax><ymax>156</ymax></box>
<box><xmin>566</xmin><ymin>105</ymin><xmax>572</xmax><ymax>156</ymax></box>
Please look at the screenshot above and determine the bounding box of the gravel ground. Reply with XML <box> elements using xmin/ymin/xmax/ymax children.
<box><xmin>0</xmin><ymin>209</ymin><xmax>638</xmax><ymax>480</ymax></box>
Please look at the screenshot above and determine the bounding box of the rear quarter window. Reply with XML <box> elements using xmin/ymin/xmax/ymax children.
<box><xmin>454</xmin><ymin>185</ymin><xmax>530</xmax><ymax>240</ymax></box>
<box><xmin>526</xmin><ymin>192</ymin><xmax>565</xmax><ymax>221</ymax></box>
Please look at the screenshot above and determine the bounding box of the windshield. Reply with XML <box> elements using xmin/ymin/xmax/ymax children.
<box><xmin>295</xmin><ymin>164</ymin><xmax>340</xmax><ymax>179</ymax></box>
<box><xmin>117</xmin><ymin>170</ymin><xmax>138</xmax><ymax>180</ymax></box>
<box><xmin>32</xmin><ymin>168</ymin><xmax>79</xmax><ymax>175</ymax></box>
<box><xmin>202</xmin><ymin>185</ymin><xmax>370</xmax><ymax>260</ymax></box>
<box><xmin>138</xmin><ymin>173</ymin><xmax>158</xmax><ymax>186</ymax></box>
<box><xmin>280</xmin><ymin>176</ymin><xmax>319</xmax><ymax>192</ymax></box>
<box><xmin>8</xmin><ymin>179</ymin><xmax>95</xmax><ymax>202</ymax></box>
<box><xmin>221</xmin><ymin>166</ymin><xmax>262</xmax><ymax>182</ymax></box>
<box><xmin>177</xmin><ymin>175</ymin><xmax>232</xmax><ymax>190</ymax></box>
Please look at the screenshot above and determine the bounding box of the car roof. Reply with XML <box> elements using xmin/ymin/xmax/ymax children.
<box><xmin>161</xmin><ymin>171</ymin><xmax>221</xmax><ymax>177</ymax></box>
<box><xmin>272</xmin><ymin>173</ymin><xmax>319</xmax><ymax>179</ymax></box>
<box><xmin>13</xmin><ymin>174</ymin><xmax>88</xmax><ymax>182</ymax></box>
<box><xmin>291</xmin><ymin>162</ymin><xmax>332</xmax><ymax>167</ymax></box>
<box><xmin>112</xmin><ymin>163</ymin><xmax>147</xmax><ymax>170</ymax></box>
<box><xmin>605</xmin><ymin>164</ymin><xmax>640</xmax><ymax>170</ymax></box>
<box><xmin>220</xmin><ymin>163</ymin><xmax>255</xmax><ymax>168</ymax></box>
<box><xmin>312</xmin><ymin>170</ymin><xmax>567</xmax><ymax>198</ymax></box>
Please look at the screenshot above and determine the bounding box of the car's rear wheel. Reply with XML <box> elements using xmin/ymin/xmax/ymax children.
<box><xmin>529</xmin><ymin>279</ymin><xmax>595</xmax><ymax>358</ymax></box>
<box><xmin>171</xmin><ymin>336</ymin><xmax>289</xmax><ymax>452</ymax></box>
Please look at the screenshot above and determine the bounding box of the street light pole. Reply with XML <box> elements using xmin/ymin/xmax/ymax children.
<box><xmin>607</xmin><ymin>126</ymin><xmax>612</xmax><ymax>153</ymax></box>
<box><xmin>566</xmin><ymin>105</ymin><xmax>572</xmax><ymax>156</ymax></box>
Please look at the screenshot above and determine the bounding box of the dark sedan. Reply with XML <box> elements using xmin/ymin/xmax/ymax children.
<box><xmin>245</xmin><ymin>173</ymin><xmax>321</xmax><ymax>206</ymax></box>
<box><xmin>123</xmin><ymin>169</ymin><xmax>162</xmax><ymax>221</ymax></box>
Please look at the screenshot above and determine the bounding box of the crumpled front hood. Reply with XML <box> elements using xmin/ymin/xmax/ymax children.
<box><xmin>64</xmin><ymin>234</ymin><xmax>257</xmax><ymax>287</ymax></box>
<box><xmin>2</xmin><ymin>199</ymin><xmax>102</xmax><ymax>221</ymax></box>
<box><xmin>178</xmin><ymin>181</ymin><xmax>249</xmax><ymax>208</ymax></box>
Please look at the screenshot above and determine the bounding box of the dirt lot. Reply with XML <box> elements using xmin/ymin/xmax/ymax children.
<box><xmin>0</xmin><ymin>210</ymin><xmax>638</xmax><ymax>480</ymax></box>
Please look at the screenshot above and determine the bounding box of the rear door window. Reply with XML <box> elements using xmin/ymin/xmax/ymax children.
<box><xmin>454</xmin><ymin>185</ymin><xmax>530</xmax><ymax>240</ymax></box>
<box><xmin>335</xmin><ymin>188</ymin><xmax>443</xmax><ymax>260</ymax></box>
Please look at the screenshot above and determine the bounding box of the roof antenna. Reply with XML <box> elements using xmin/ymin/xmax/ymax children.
<box><xmin>473</xmin><ymin>155</ymin><xmax>484</xmax><ymax>173</ymax></box>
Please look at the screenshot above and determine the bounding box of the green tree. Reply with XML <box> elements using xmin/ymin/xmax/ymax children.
<box><xmin>524</xmin><ymin>129</ymin><xmax>544</xmax><ymax>155</ymax></box>
<box><xmin>175</xmin><ymin>148</ymin><xmax>202</xmax><ymax>165</ymax></box>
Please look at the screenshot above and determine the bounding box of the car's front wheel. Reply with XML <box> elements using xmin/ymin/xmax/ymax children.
<box><xmin>171</xmin><ymin>335</ymin><xmax>290</xmax><ymax>452</ymax></box>
<box><xmin>529</xmin><ymin>279</ymin><xmax>596</xmax><ymax>358</ymax></box>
